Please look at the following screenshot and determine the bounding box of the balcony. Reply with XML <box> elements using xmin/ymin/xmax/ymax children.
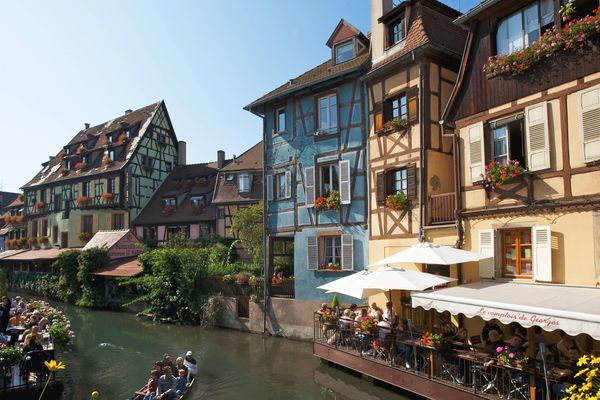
<box><xmin>428</xmin><ymin>192</ymin><xmax>455</xmax><ymax>225</ymax></box>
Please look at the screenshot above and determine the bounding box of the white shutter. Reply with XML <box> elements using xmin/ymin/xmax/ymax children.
<box><xmin>579</xmin><ymin>85</ymin><xmax>600</xmax><ymax>162</ymax></box>
<box><xmin>266</xmin><ymin>173</ymin><xmax>273</xmax><ymax>201</ymax></box>
<box><xmin>468</xmin><ymin>122</ymin><xmax>485</xmax><ymax>183</ymax></box>
<box><xmin>307</xmin><ymin>236</ymin><xmax>318</xmax><ymax>270</ymax></box>
<box><xmin>341</xmin><ymin>234</ymin><xmax>354</xmax><ymax>271</ymax></box>
<box><xmin>339</xmin><ymin>160</ymin><xmax>351</xmax><ymax>205</ymax></box>
<box><xmin>525</xmin><ymin>102</ymin><xmax>550</xmax><ymax>171</ymax></box>
<box><xmin>533</xmin><ymin>226</ymin><xmax>552</xmax><ymax>282</ymax></box>
<box><xmin>305</xmin><ymin>166</ymin><xmax>315</xmax><ymax>207</ymax></box>
<box><xmin>478</xmin><ymin>229</ymin><xmax>495</xmax><ymax>279</ymax></box>
<box><xmin>285</xmin><ymin>170</ymin><xmax>292</xmax><ymax>199</ymax></box>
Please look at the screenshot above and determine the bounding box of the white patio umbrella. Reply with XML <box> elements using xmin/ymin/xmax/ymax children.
<box><xmin>369</xmin><ymin>241</ymin><xmax>490</xmax><ymax>267</ymax></box>
<box><xmin>317</xmin><ymin>266</ymin><xmax>456</xmax><ymax>300</ymax></box>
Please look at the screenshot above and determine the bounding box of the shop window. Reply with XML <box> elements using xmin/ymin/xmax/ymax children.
<box><xmin>501</xmin><ymin>228</ymin><xmax>533</xmax><ymax>277</ymax></box>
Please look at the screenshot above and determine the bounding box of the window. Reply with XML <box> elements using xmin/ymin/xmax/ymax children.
<box><xmin>388</xmin><ymin>18</ymin><xmax>405</xmax><ymax>46</ymax></box>
<box><xmin>320</xmin><ymin>164</ymin><xmax>339</xmax><ymax>196</ymax></box>
<box><xmin>225</xmin><ymin>173</ymin><xmax>235</xmax><ymax>182</ymax></box>
<box><xmin>495</xmin><ymin>0</ymin><xmax>553</xmax><ymax>55</ymax></box>
<box><xmin>143</xmin><ymin>226</ymin><xmax>156</xmax><ymax>240</ymax></box>
<box><xmin>82</xmin><ymin>181</ymin><xmax>90</xmax><ymax>197</ymax></box>
<box><xmin>64</xmin><ymin>146</ymin><xmax>70</xmax><ymax>155</ymax></box>
<box><xmin>322</xmin><ymin>236</ymin><xmax>341</xmax><ymax>268</ymax></box>
<box><xmin>190</xmin><ymin>195</ymin><xmax>205</xmax><ymax>207</ymax></box>
<box><xmin>108</xmin><ymin>149</ymin><xmax>116</xmax><ymax>162</ymax></box>
<box><xmin>501</xmin><ymin>229</ymin><xmax>533</xmax><ymax>277</ymax></box>
<box><xmin>162</xmin><ymin>197</ymin><xmax>176</xmax><ymax>208</ymax></box>
<box><xmin>141</xmin><ymin>155</ymin><xmax>153</xmax><ymax>168</ymax></box>
<box><xmin>389</xmin><ymin>168</ymin><xmax>407</xmax><ymax>195</ymax></box>
<box><xmin>65</xmin><ymin>160</ymin><xmax>71</xmax><ymax>170</ymax></box>
<box><xmin>165</xmin><ymin>162</ymin><xmax>172</xmax><ymax>172</ymax></box>
<box><xmin>489</xmin><ymin>115</ymin><xmax>526</xmax><ymax>167</ymax></box>
<box><xmin>238</xmin><ymin>173</ymin><xmax>251</xmax><ymax>193</ymax></box>
<box><xmin>387</xmin><ymin>95</ymin><xmax>408</xmax><ymax>122</ymax></box>
<box><xmin>31</xmin><ymin>220</ymin><xmax>38</xmax><ymax>237</ymax></box>
<box><xmin>108</xmin><ymin>134</ymin><xmax>113</xmax><ymax>144</ymax></box>
<box><xmin>318</xmin><ymin>94</ymin><xmax>338</xmax><ymax>134</ymax></box>
<box><xmin>52</xmin><ymin>225</ymin><xmax>58</xmax><ymax>244</ymax></box>
<box><xmin>107</xmin><ymin>178</ymin><xmax>116</xmax><ymax>194</ymax></box>
<box><xmin>167</xmin><ymin>225</ymin><xmax>189</xmax><ymax>239</ymax></box>
<box><xmin>82</xmin><ymin>215</ymin><xmax>93</xmax><ymax>234</ymax></box>
<box><xmin>334</xmin><ymin>41</ymin><xmax>353</xmax><ymax>64</ymax></box>
<box><xmin>82</xmin><ymin>154</ymin><xmax>89</xmax><ymax>164</ymax></box>
<box><xmin>39</xmin><ymin>190</ymin><xmax>46</xmax><ymax>203</ymax></box>
<box><xmin>275</xmin><ymin>107</ymin><xmax>286</xmax><ymax>134</ymax></box>
<box><xmin>275</xmin><ymin>173</ymin><xmax>286</xmax><ymax>200</ymax></box>
<box><xmin>41</xmin><ymin>219</ymin><xmax>48</xmax><ymax>237</ymax></box>
<box><xmin>112</xmin><ymin>213</ymin><xmax>125</xmax><ymax>230</ymax></box>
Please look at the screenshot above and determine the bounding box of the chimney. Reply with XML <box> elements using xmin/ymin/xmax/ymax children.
<box><xmin>124</xmin><ymin>109</ymin><xmax>132</xmax><ymax>115</ymax></box>
<box><xmin>371</xmin><ymin>0</ymin><xmax>394</xmax><ymax>62</ymax></box>
<box><xmin>217</xmin><ymin>150</ymin><xmax>225</xmax><ymax>169</ymax></box>
<box><xmin>178</xmin><ymin>141</ymin><xmax>187</xmax><ymax>166</ymax></box>
<box><xmin>84</xmin><ymin>123</ymin><xmax>90</xmax><ymax>129</ymax></box>
<box><xmin>232</xmin><ymin>154</ymin><xmax>237</xmax><ymax>164</ymax></box>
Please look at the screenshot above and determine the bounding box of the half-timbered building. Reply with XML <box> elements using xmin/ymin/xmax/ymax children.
<box><xmin>246</xmin><ymin>20</ymin><xmax>370</xmax><ymax>301</ymax></box>
<box><xmin>0</xmin><ymin>196</ymin><xmax>26</xmax><ymax>253</ymax></box>
<box><xmin>365</xmin><ymin>0</ymin><xmax>466</xmax><ymax>268</ymax></box>
<box><xmin>20</xmin><ymin>101</ymin><xmax>180</xmax><ymax>249</ymax></box>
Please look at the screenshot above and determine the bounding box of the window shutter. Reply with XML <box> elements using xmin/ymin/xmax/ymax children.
<box><xmin>266</xmin><ymin>173</ymin><xmax>273</xmax><ymax>201</ymax></box>
<box><xmin>579</xmin><ymin>85</ymin><xmax>600</xmax><ymax>162</ymax></box>
<box><xmin>305</xmin><ymin>166</ymin><xmax>315</xmax><ymax>207</ymax></box>
<box><xmin>468</xmin><ymin>122</ymin><xmax>485</xmax><ymax>183</ymax></box>
<box><xmin>406</xmin><ymin>163</ymin><xmax>417</xmax><ymax>200</ymax></box>
<box><xmin>376</xmin><ymin>172</ymin><xmax>385</xmax><ymax>205</ymax></box>
<box><xmin>341</xmin><ymin>234</ymin><xmax>354</xmax><ymax>271</ymax></box>
<box><xmin>525</xmin><ymin>102</ymin><xmax>550</xmax><ymax>171</ymax></box>
<box><xmin>407</xmin><ymin>89</ymin><xmax>419</xmax><ymax>122</ymax></box>
<box><xmin>478</xmin><ymin>229</ymin><xmax>495</xmax><ymax>279</ymax></box>
<box><xmin>532</xmin><ymin>226</ymin><xmax>552</xmax><ymax>282</ymax></box>
<box><xmin>339</xmin><ymin>160</ymin><xmax>351</xmax><ymax>205</ymax></box>
<box><xmin>285</xmin><ymin>170</ymin><xmax>292</xmax><ymax>199</ymax></box>
<box><xmin>375</xmin><ymin>112</ymin><xmax>383</xmax><ymax>132</ymax></box>
<box><xmin>307</xmin><ymin>236</ymin><xmax>318</xmax><ymax>270</ymax></box>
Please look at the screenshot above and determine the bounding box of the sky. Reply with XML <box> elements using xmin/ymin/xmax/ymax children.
<box><xmin>0</xmin><ymin>0</ymin><xmax>479</xmax><ymax>193</ymax></box>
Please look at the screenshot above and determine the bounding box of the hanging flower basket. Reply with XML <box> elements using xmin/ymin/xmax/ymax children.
<box><xmin>314</xmin><ymin>190</ymin><xmax>341</xmax><ymax>211</ymax></box>
<box><xmin>385</xmin><ymin>192</ymin><xmax>409</xmax><ymax>211</ymax></box>
<box><xmin>483</xmin><ymin>8</ymin><xmax>600</xmax><ymax>78</ymax></box>
<box><xmin>482</xmin><ymin>160</ymin><xmax>526</xmax><ymax>190</ymax></box>
<box><xmin>74</xmin><ymin>162</ymin><xmax>88</xmax><ymax>171</ymax></box>
<box><xmin>76</xmin><ymin>196</ymin><xmax>91</xmax><ymax>207</ymax></box>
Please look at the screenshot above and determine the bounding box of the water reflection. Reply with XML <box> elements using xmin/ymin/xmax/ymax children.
<box><xmin>33</xmin><ymin>299</ymin><xmax>413</xmax><ymax>400</ymax></box>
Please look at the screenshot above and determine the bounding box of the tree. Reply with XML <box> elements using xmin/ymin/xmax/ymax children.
<box><xmin>53</xmin><ymin>250</ymin><xmax>81</xmax><ymax>304</ymax></box>
<box><xmin>76</xmin><ymin>247</ymin><xmax>110</xmax><ymax>308</ymax></box>
<box><xmin>230</xmin><ymin>202</ymin><xmax>263</xmax><ymax>265</ymax></box>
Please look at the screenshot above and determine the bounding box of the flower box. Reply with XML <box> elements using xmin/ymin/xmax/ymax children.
<box><xmin>60</xmin><ymin>168</ymin><xmax>70</xmax><ymax>176</ymax></box>
<box><xmin>34</xmin><ymin>202</ymin><xmax>45</xmax><ymax>211</ymax></box>
<box><xmin>76</xmin><ymin>196</ymin><xmax>91</xmax><ymax>207</ymax></box>
<box><xmin>101</xmin><ymin>192</ymin><xmax>114</xmax><ymax>203</ymax></box>
<box><xmin>384</xmin><ymin>117</ymin><xmax>410</xmax><ymax>134</ymax></box>
<box><xmin>421</xmin><ymin>331</ymin><xmax>444</xmax><ymax>347</ymax></box>
<box><xmin>102</xmin><ymin>156</ymin><xmax>113</xmax><ymax>167</ymax></box>
<box><xmin>482</xmin><ymin>160</ymin><xmax>526</xmax><ymax>190</ymax></box>
<box><xmin>118</xmin><ymin>133</ymin><xmax>128</xmax><ymax>144</ymax></box>
<box><xmin>74</xmin><ymin>162</ymin><xmax>88</xmax><ymax>171</ymax></box>
<box><xmin>18</xmin><ymin>237</ymin><xmax>29</xmax><ymax>247</ymax></box>
<box><xmin>314</xmin><ymin>190</ymin><xmax>341</xmax><ymax>211</ymax></box>
<box><xmin>78</xmin><ymin>232</ymin><xmax>93</xmax><ymax>243</ymax></box>
<box><xmin>162</xmin><ymin>206</ymin><xmax>175</xmax><ymax>216</ymax></box>
<box><xmin>385</xmin><ymin>192</ymin><xmax>409</xmax><ymax>211</ymax></box>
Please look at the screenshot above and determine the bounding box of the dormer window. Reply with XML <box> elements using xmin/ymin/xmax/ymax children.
<box><xmin>388</xmin><ymin>17</ymin><xmax>405</xmax><ymax>47</ymax></box>
<box><xmin>334</xmin><ymin>41</ymin><xmax>354</xmax><ymax>64</ymax></box>
<box><xmin>225</xmin><ymin>173</ymin><xmax>235</xmax><ymax>182</ymax></box>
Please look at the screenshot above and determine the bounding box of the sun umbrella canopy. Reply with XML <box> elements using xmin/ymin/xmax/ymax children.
<box><xmin>370</xmin><ymin>241</ymin><xmax>491</xmax><ymax>267</ymax></box>
<box><xmin>317</xmin><ymin>266</ymin><xmax>456</xmax><ymax>300</ymax></box>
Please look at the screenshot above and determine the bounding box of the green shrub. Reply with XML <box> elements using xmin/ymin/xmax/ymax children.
<box><xmin>48</xmin><ymin>323</ymin><xmax>71</xmax><ymax>349</ymax></box>
<box><xmin>76</xmin><ymin>247</ymin><xmax>110</xmax><ymax>308</ymax></box>
<box><xmin>0</xmin><ymin>346</ymin><xmax>22</xmax><ymax>368</ymax></box>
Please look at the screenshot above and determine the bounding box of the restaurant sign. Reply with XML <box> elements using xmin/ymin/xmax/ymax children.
<box><xmin>478</xmin><ymin>307</ymin><xmax>560</xmax><ymax>329</ymax></box>
<box><xmin>108</xmin><ymin>233</ymin><xmax>143</xmax><ymax>260</ymax></box>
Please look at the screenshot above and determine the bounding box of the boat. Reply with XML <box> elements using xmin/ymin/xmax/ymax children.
<box><xmin>131</xmin><ymin>367</ymin><xmax>195</xmax><ymax>400</ymax></box>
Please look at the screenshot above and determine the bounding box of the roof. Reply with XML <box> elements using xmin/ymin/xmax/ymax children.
<box><xmin>0</xmin><ymin>192</ymin><xmax>19</xmax><ymax>212</ymax></box>
<box><xmin>325</xmin><ymin>19</ymin><xmax>368</xmax><ymax>48</ymax></box>
<box><xmin>0</xmin><ymin>249</ymin><xmax>26</xmax><ymax>260</ymax></box>
<box><xmin>133</xmin><ymin>163</ymin><xmax>218</xmax><ymax>225</ymax></box>
<box><xmin>82</xmin><ymin>230</ymin><xmax>131</xmax><ymax>251</ymax></box>
<box><xmin>246</xmin><ymin>52</ymin><xmax>370</xmax><ymax>110</ymax></box>
<box><xmin>454</xmin><ymin>0</ymin><xmax>500</xmax><ymax>26</ymax></box>
<box><xmin>22</xmin><ymin>101</ymin><xmax>164</xmax><ymax>189</ymax></box>
<box><xmin>220</xmin><ymin>142</ymin><xmax>263</xmax><ymax>172</ymax></box>
<box><xmin>411</xmin><ymin>281</ymin><xmax>600</xmax><ymax>340</ymax></box>
<box><xmin>369</xmin><ymin>0</ymin><xmax>466</xmax><ymax>74</ymax></box>
<box><xmin>1</xmin><ymin>248</ymin><xmax>70</xmax><ymax>261</ymax></box>
<box><xmin>91</xmin><ymin>257</ymin><xmax>143</xmax><ymax>277</ymax></box>
<box><xmin>5</xmin><ymin>197</ymin><xmax>23</xmax><ymax>209</ymax></box>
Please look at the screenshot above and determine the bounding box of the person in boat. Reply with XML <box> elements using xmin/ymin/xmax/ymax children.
<box><xmin>0</xmin><ymin>297</ymin><xmax>10</xmax><ymax>333</ymax></box>
<box><xmin>143</xmin><ymin>370</ymin><xmax>159</xmax><ymax>400</ymax></box>
<box><xmin>153</xmin><ymin>361</ymin><xmax>164</xmax><ymax>376</ymax></box>
<box><xmin>174</xmin><ymin>357</ymin><xmax>188</xmax><ymax>381</ymax></box>
<box><xmin>156</xmin><ymin>366</ymin><xmax>177</xmax><ymax>400</ymax></box>
<box><xmin>8</xmin><ymin>310</ymin><xmax>25</xmax><ymax>327</ymax></box>
<box><xmin>162</xmin><ymin>354</ymin><xmax>175</xmax><ymax>372</ymax></box>
<box><xmin>174</xmin><ymin>368</ymin><xmax>189</xmax><ymax>399</ymax></box>
<box><xmin>23</xmin><ymin>326</ymin><xmax>44</xmax><ymax>352</ymax></box>
<box><xmin>183</xmin><ymin>351</ymin><xmax>197</xmax><ymax>379</ymax></box>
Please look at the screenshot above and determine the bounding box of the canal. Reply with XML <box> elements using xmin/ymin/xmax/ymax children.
<box><xmin>43</xmin><ymin>300</ymin><xmax>413</xmax><ymax>400</ymax></box>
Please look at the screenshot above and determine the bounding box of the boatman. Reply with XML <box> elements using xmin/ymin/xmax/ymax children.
<box><xmin>183</xmin><ymin>351</ymin><xmax>197</xmax><ymax>379</ymax></box>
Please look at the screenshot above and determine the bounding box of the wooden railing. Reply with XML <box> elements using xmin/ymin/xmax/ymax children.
<box><xmin>428</xmin><ymin>192</ymin><xmax>455</xmax><ymax>225</ymax></box>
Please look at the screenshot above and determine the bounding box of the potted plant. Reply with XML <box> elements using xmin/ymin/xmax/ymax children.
<box><xmin>0</xmin><ymin>345</ymin><xmax>22</xmax><ymax>369</ymax></box>
<box><xmin>359</xmin><ymin>317</ymin><xmax>375</xmax><ymax>334</ymax></box>
<box><xmin>34</xmin><ymin>201</ymin><xmax>45</xmax><ymax>211</ymax></box>
<box><xmin>76</xmin><ymin>196</ymin><xmax>90</xmax><ymax>207</ymax></box>
<box><xmin>559</xmin><ymin>0</ymin><xmax>576</xmax><ymax>21</ymax></box>
<box><xmin>326</xmin><ymin>262</ymin><xmax>341</xmax><ymax>270</ymax></box>
<box><xmin>221</xmin><ymin>274</ymin><xmax>232</xmax><ymax>283</ymax></box>
<box><xmin>102</xmin><ymin>155</ymin><xmax>113</xmax><ymax>167</ymax></box>
<box><xmin>78</xmin><ymin>232</ymin><xmax>93</xmax><ymax>243</ymax></box>
<box><xmin>314</xmin><ymin>190</ymin><xmax>341</xmax><ymax>211</ymax></box>
<box><xmin>249</xmin><ymin>276</ymin><xmax>258</xmax><ymax>286</ymax></box>
<box><xmin>74</xmin><ymin>162</ymin><xmax>88</xmax><ymax>171</ymax></box>
<box><xmin>3</xmin><ymin>215</ymin><xmax>10</xmax><ymax>224</ymax></box>
<box><xmin>482</xmin><ymin>160</ymin><xmax>526</xmax><ymax>190</ymax></box>
<box><xmin>18</xmin><ymin>237</ymin><xmax>29</xmax><ymax>248</ymax></box>
<box><xmin>101</xmin><ymin>192</ymin><xmax>114</xmax><ymax>203</ymax></box>
<box><xmin>384</xmin><ymin>117</ymin><xmax>410</xmax><ymax>134</ymax></box>
<box><xmin>496</xmin><ymin>345</ymin><xmax>529</xmax><ymax>368</ymax></box>
<box><xmin>60</xmin><ymin>167</ymin><xmax>70</xmax><ymax>176</ymax></box>
<box><xmin>385</xmin><ymin>192</ymin><xmax>409</xmax><ymax>211</ymax></box>
<box><xmin>4</xmin><ymin>239</ymin><xmax>12</xmax><ymax>249</ymax></box>
<box><xmin>421</xmin><ymin>331</ymin><xmax>444</xmax><ymax>348</ymax></box>
<box><xmin>14</xmin><ymin>215</ymin><xmax>23</xmax><ymax>223</ymax></box>
<box><xmin>40</xmin><ymin>236</ymin><xmax>50</xmax><ymax>245</ymax></box>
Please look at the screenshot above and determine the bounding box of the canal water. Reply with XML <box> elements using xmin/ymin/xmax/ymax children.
<box><xmin>45</xmin><ymin>300</ymin><xmax>413</xmax><ymax>400</ymax></box>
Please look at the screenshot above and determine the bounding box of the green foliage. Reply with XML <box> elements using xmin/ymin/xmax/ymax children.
<box><xmin>230</xmin><ymin>202</ymin><xmax>263</xmax><ymax>264</ymax></box>
<box><xmin>76</xmin><ymin>247</ymin><xmax>110</xmax><ymax>308</ymax></box>
<box><xmin>331</xmin><ymin>293</ymin><xmax>340</xmax><ymax>310</ymax></box>
<box><xmin>0</xmin><ymin>270</ymin><xmax>8</xmax><ymax>298</ymax></box>
<box><xmin>0</xmin><ymin>346</ymin><xmax>22</xmax><ymax>369</ymax></box>
<box><xmin>53</xmin><ymin>249</ymin><xmax>81</xmax><ymax>304</ymax></box>
<box><xmin>48</xmin><ymin>323</ymin><xmax>71</xmax><ymax>350</ymax></box>
<box><xmin>7</xmin><ymin>271</ymin><xmax>61</xmax><ymax>299</ymax></box>
<box><xmin>200</xmin><ymin>293</ymin><xmax>224</xmax><ymax>328</ymax></box>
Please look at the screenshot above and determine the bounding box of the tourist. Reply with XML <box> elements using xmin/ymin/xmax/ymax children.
<box><xmin>174</xmin><ymin>368</ymin><xmax>189</xmax><ymax>398</ymax></box>
<box><xmin>38</xmin><ymin>317</ymin><xmax>49</xmax><ymax>331</ymax></box>
<box><xmin>8</xmin><ymin>311</ymin><xmax>25</xmax><ymax>327</ymax></box>
<box><xmin>317</xmin><ymin>303</ymin><xmax>330</xmax><ymax>315</ymax></box>
<box><xmin>506</xmin><ymin>333</ymin><xmax>525</xmax><ymax>354</ymax></box>
<box><xmin>368</xmin><ymin>302</ymin><xmax>382</xmax><ymax>319</ymax></box>
<box><xmin>156</xmin><ymin>366</ymin><xmax>177</xmax><ymax>400</ymax></box>
<box><xmin>481</xmin><ymin>319</ymin><xmax>503</xmax><ymax>344</ymax></box>
<box><xmin>339</xmin><ymin>309</ymin><xmax>355</xmax><ymax>330</ymax></box>
<box><xmin>23</xmin><ymin>326</ymin><xmax>44</xmax><ymax>352</ymax></box>
<box><xmin>383</xmin><ymin>302</ymin><xmax>396</xmax><ymax>325</ymax></box>
<box><xmin>143</xmin><ymin>370</ymin><xmax>159</xmax><ymax>400</ymax></box>
<box><xmin>452</xmin><ymin>328</ymin><xmax>469</xmax><ymax>349</ymax></box>
<box><xmin>557</xmin><ymin>331</ymin><xmax>583</xmax><ymax>363</ymax></box>
<box><xmin>163</xmin><ymin>354</ymin><xmax>175</xmax><ymax>372</ymax></box>
<box><xmin>343</xmin><ymin>304</ymin><xmax>358</xmax><ymax>318</ymax></box>
<box><xmin>0</xmin><ymin>297</ymin><xmax>11</xmax><ymax>332</ymax></box>
<box><xmin>355</xmin><ymin>308</ymin><xmax>369</xmax><ymax>323</ymax></box>
<box><xmin>153</xmin><ymin>361</ymin><xmax>164</xmax><ymax>376</ymax></box>
<box><xmin>174</xmin><ymin>357</ymin><xmax>188</xmax><ymax>380</ymax></box>
<box><xmin>486</xmin><ymin>329</ymin><xmax>504</xmax><ymax>353</ymax></box>
<box><xmin>183</xmin><ymin>351</ymin><xmax>197</xmax><ymax>379</ymax></box>
<box><xmin>395</xmin><ymin>319</ymin><xmax>414</xmax><ymax>368</ymax></box>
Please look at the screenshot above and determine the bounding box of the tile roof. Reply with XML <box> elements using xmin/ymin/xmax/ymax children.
<box><xmin>91</xmin><ymin>257</ymin><xmax>143</xmax><ymax>277</ymax></box>
<box><xmin>132</xmin><ymin>163</ymin><xmax>218</xmax><ymax>225</ymax></box>
<box><xmin>82</xmin><ymin>229</ymin><xmax>131</xmax><ymax>251</ymax></box>
<box><xmin>22</xmin><ymin>101</ymin><xmax>163</xmax><ymax>189</ymax></box>
<box><xmin>246</xmin><ymin>52</ymin><xmax>370</xmax><ymax>109</ymax></box>
<box><xmin>213</xmin><ymin>142</ymin><xmax>263</xmax><ymax>205</ymax></box>
<box><xmin>369</xmin><ymin>1</ymin><xmax>466</xmax><ymax>74</ymax></box>
<box><xmin>220</xmin><ymin>141</ymin><xmax>263</xmax><ymax>172</ymax></box>
<box><xmin>2</xmin><ymin>248</ymin><xmax>70</xmax><ymax>261</ymax></box>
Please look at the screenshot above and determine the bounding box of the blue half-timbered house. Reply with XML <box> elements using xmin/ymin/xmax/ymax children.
<box><xmin>246</xmin><ymin>20</ymin><xmax>370</xmax><ymax>301</ymax></box>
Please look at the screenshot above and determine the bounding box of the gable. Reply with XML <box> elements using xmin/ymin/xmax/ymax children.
<box><xmin>108</xmin><ymin>231</ymin><xmax>143</xmax><ymax>260</ymax></box>
<box><xmin>331</xmin><ymin>24</ymin><xmax>357</xmax><ymax>46</ymax></box>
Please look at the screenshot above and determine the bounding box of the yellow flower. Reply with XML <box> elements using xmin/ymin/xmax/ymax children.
<box><xmin>578</xmin><ymin>355</ymin><xmax>590</xmax><ymax>367</ymax></box>
<box><xmin>591</xmin><ymin>356</ymin><xmax>600</xmax><ymax>366</ymax></box>
<box><xmin>44</xmin><ymin>360</ymin><xmax>66</xmax><ymax>372</ymax></box>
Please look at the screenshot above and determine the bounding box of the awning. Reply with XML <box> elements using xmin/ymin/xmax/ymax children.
<box><xmin>0</xmin><ymin>249</ymin><xmax>26</xmax><ymax>260</ymax></box>
<box><xmin>91</xmin><ymin>258</ymin><xmax>143</xmax><ymax>277</ymax></box>
<box><xmin>411</xmin><ymin>281</ymin><xmax>600</xmax><ymax>340</ymax></box>
<box><xmin>2</xmin><ymin>248</ymin><xmax>69</xmax><ymax>261</ymax></box>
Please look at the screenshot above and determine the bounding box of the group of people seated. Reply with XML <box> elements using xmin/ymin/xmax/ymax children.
<box><xmin>141</xmin><ymin>351</ymin><xmax>197</xmax><ymax>400</ymax></box>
